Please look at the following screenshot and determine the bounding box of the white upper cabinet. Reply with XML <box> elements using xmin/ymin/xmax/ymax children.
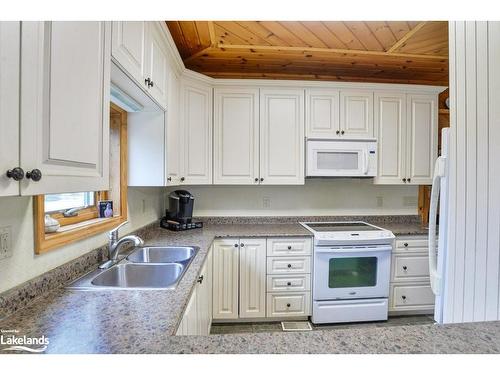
<box><xmin>374</xmin><ymin>93</ymin><xmax>407</xmax><ymax>184</ymax></box>
<box><xmin>166</xmin><ymin>71</ymin><xmax>181</xmax><ymax>185</ymax></box>
<box><xmin>374</xmin><ymin>92</ymin><xmax>438</xmax><ymax>185</ymax></box>
<box><xmin>180</xmin><ymin>78</ymin><xmax>213</xmax><ymax>185</ymax></box>
<box><xmin>111</xmin><ymin>21</ymin><xmax>169</xmax><ymax>109</ymax></box>
<box><xmin>111</xmin><ymin>22</ymin><xmax>146</xmax><ymax>86</ymax></box>
<box><xmin>0</xmin><ymin>22</ymin><xmax>20</xmax><ymax>197</ymax></box>
<box><xmin>145</xmin><ymin>22</ymin><xmax>169</xmax><ymax>108</ymax></box>
<box><xmin>214</xmin><ymin>87</ymin><xmax>260</xmax><ymax>185</ymax></box>
<box><xmin>340</xmin><ymin>90</ymin><xmax>374</xmax><ymax>138</ymax></box>
<box><xmin>406</xmin><ymin>94</ymin><xmax>437</xmax><ymax>185</ymax></box>
<box><xmin>305</xmin><ymin>89</ymin><xmax>340</xmax><ymax>139</ymax></box>
<box><xmin>260</xmin><ymin>88</ymin><xmax>305</xmax><ymax>185</ymax></box>
<box><xmin>20</xmin><ymin>21</ymin><xmax>111</xmax><ymax>195</ymax></box>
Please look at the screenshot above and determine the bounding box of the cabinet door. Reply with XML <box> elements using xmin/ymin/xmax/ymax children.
<box><xmin>166</xmin><ymin>71</ymin><xmax>181</xmax><ymax>185</ymax></box>
<box><xmin>180</xmin><ymin>78</ymin><xmax>212</xmax><ymax>185</ymax></box>
<box><xmin>212</xmin><ymin>239</ymin><xmax>239</xmax><ymax>319</ymax></box>
<box><xmin>305</xmin><ymin>89</ymin><xmax>340</xmax><ymax>138</ymax></box>
<box><xmin>111</xmin><ymin>21</ymin><xmax>146</xmax><ymax>87</ymax></box>
<box><xmin>20</xmin><ymin>22</ymin><xmax>111</xmax><ymax>195</ymax></box>
<box><xmin>406</xmin><ymin>94</ymin><xmax>437</xmax><ymax>185</ymax></box>
<box><xmin>214</xmin><ymin>88</ymin><xmax>260</xmax><ymax>185</ymax></box>
<box><xmin>144</xmin><ymin>22</ymin><xmax>169</xmax><ymax>109</ymax></box>
<box><xmin>340</xmin><ymin>90</ymin><xmax>374</xmax><ymax>138</ymax></box>
<box><xmin>260</xmin><ymin>88</ymin><xmax>305</xmax><ymax>185</ymax></box>
<box><xmin>239</xmin><ymin>238</ymin><xmax>266</xmax><ymax>318</ymax></box>
<box><xmin>195</xmin><ymin>248</ymin><xmax>213</xmax><ymax>335</ymax></box>
<box><xmin>374</xmin><ymin>93</ymin><xmax>407</xmax><ymax>184</ymax></box>
<box><xmin>0</xmin><ymin>22</ymin><xmax>20</xmax><ymax>197</ymax></box>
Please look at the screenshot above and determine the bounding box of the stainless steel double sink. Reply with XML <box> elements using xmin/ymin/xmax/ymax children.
<box><xmin>68</xmin><ymin>246</ymin><xmax>199</xmax><ymax>290</ymax></box>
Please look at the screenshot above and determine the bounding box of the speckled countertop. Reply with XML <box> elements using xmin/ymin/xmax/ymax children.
<box><xmin>1</xmin><ymin>221</ymin><xmax>491</xmax><ymax>354</ymax></box>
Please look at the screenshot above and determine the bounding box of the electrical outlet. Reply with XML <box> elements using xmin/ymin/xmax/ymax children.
<box><xmin>0</xmin><ymin>226</ymin><xmax>12</xmax><ymax>260</ymax></box>
<box><xmin>403</xmin><ymin>196</ymin><xmax>418</xmax><ymax>207</ymax></box>
<box><xmin>376</xmin><ymin>196</ymin><xmax>384</xmax><ymax>207</ymax></box>
<box><xmin>262</xmin><ymin>197</ymin><xmax>271</xmax><ymax>208</ymax></box>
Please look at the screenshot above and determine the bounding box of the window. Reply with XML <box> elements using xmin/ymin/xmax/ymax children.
<box><xmin>33</xmin><ymin>103</ymin><xmax>128</xmax><ymax>254</ymax></box>
<box><xmin>44</xmin><ymin>192</ymin><xmax>95</xmax><ymax>213</ymax></box>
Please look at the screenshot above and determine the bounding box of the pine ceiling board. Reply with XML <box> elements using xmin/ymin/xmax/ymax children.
<box><xmin>386</xmin><ymin>21</ymin><xmax>413</xmax><ymax>41</ymax></box>
<box><xmin>214</xmin><ymin>23</ymin><xmax>249</xmax><ymax>45</ymax></box>
<box><xmin>257</xmin><ymin>21</ymin><xmax>309</xmax><ymax>47</ymax></box>
<box><xmin>194</xmin><ymin>21</ymin><xmax>212</xmax><ymax>48</ymax></box>
<box><xmin>298</xmin><ymin>22</ymin><xmax>348</xmax><ymax>49</ymax></box>
<box><xmin>237</xmin><ymin>21</ymin><xmax>290</xmax><ymax>45</ymax></box>
<box><xmin>178</xmin><ymin>21</ymin><xmax>205</xmax><ymax>55</ymax></box>
<box><xmin>365</xmin><ymin>22</ymin><xmax>398</xmax><ymax>51</ymax></box>
<box><xmin>322</xmin><ymin>22</ymin><xmax>366</xmax><ymax>50</ymax></box>
<box><xmin>343</xmin><ymin>21</ymin><xmax>385</xmax><ymax>51</ymax></box>
<box><xmin>166</xmin><ymin>21</ymin><xmax>192</xmax><ymax>59</ymax></box>
<box><xmin>397</xmin><ymin>22</ymin><xmax>448</xmax><ymax>54</ymax></box>
<box><xmin>407</xmin><ymin>21</ymin><xmax>421</xmax><ymax>28</ymax></box>
<box><xmin>215</xmin><ymin>21</ymin><xmax>272</xmax><ymax>46</ymax></box>
<box><xmin>279</xmin><ymin>22</ymin><xmax>329</xmax><ymax>48</ymax></box>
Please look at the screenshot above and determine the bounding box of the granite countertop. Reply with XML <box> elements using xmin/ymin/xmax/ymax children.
<box><xmin>0</xmin><ymin>220</ymin><xmax>488</xmax><ymax>354</ymax></box>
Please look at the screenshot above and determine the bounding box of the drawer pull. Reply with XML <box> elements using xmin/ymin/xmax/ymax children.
<box><xmin>401</xmin><ymin>295</ymin><xmax>407</xmax><ymax>301</ymax></box>
<box><xmin>286</xmin><ymin>303</ymin><xmax>291</xmax><ymax>308</ymax></box>
<box><xmin>287</xmin><ymin>245</ymin><xmax>292</xmax><ymax>250</ymax></box>
<box><xmin>287</xmin><ymin>264</ymin><xmax>292</xmax><ymax>268</ymax></box>
<box><xmin>402</xmin><ymin>266</ymin><xmax>408</xmax><ymax>271</ymax></box>
<box><xmin>287</xmin><ymin>282</ymin><xmax>292</xmax><ymax>286</ymax></box>
<box><xmin>197</xmin><ymin>275</ymin><xmax>204</xmax><ymax>284</ymax></box>
<box><xmin>403</xmin><ymin>242</ymin><xmax>408</xmax><ymax>247</ymax></box>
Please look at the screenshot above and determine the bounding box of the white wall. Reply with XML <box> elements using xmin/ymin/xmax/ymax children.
<box><xmin>0</xmin><ymin>187</ymin><xmax>164</xmax><ymax>293</ymax></box>
<box><xmin>180</xmin><ymin>179</ymin><xmax>418</xmax><ymax>217</ymax></box>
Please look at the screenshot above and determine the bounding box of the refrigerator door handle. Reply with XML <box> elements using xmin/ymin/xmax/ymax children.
<box><xmin>429</xmin><ymin>156</ymin><xmax>446</xmax><ymax>296</ymax></box>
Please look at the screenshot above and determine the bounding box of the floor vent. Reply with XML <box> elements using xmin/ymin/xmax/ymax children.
<box><xmin>281</xmin><ymin>321</ymin><xmax>313</xmax><ymax>331</ymax></box>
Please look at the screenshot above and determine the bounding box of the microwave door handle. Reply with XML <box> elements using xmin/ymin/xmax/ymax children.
<box><xmin>363</xmin><ymin>150</ymin><xmax>369</xmax><ymax>175</ymax></box>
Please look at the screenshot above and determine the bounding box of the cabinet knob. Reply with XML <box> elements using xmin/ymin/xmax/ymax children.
<box><xmin>407</xmin><ymin>178</ymin><xmax>411</xmax><ymax>183</ymax></box>
<box><xmin>286</xmin><ymin>303</ymin><xmax>291</xmax><ymax>308</ymax></box>
<box><xmin>6</xmin><ymin>167</ymin><xmax>24</xmax><ymax>181</ymax></box>
<box><xmin>403</xmin><ymin>242</ymin><xmax>408</xmax><ymax>247</ymax></box>
<box><xmin>167</xmin><ymin>177</ymin><xmax>172</xmax><ymax>182</ymax></box>
<box><xmin>401</xmin><ymin>295</ymin><xmax>407</xmax><ymax>300</ymax></box>
<box><xmin>341</xmin><ymin>130</ymin><xmax>345</xmax><ymax>135</ymax></box>
<box><xmin>260</xmin><ymin>177</ymin><xmax>264</xmax><ymax>182</ymax></box>
<box><xmin>287</xmin><ymin>245</ymin><xmax>292</xmax><ymax>250</ymax></box>
<box><xmin>26</xmin><ymin>169</ymin><xmax>42</xmax><ymax>182</ymax></box>
<box><xmin>336</xmin><ymin>130</ymin><xmax>340</xmax><ymax>135</ymax></box>
<box><xmin>287</xmin><ymin>282</ymin><xmax>292</xmax><ymax>286</ymax></box>
<box><xmin>234</xmin><ymin>243</ymin><xmax>239</xmax><ymax>248</ymax></box>
<box><xmin>149</xmin><ymin>80</ymin><xmax>154</xmax><ymax>88</ymax></box>
<box><xmin>254</xmin><ymin>177</ymin><xmax>259</xmax><ymax>182</ymax></box>
<box><xmin>145</xmin><ymin>78</ymin><xmax>152</xmax><ymax>87</ymax></box>
<box><xmin>402</xmin><ymin>266</ymin><xmax>408</xmax><ymax>271</ymax></box>
<box><xmin>180</xmin><ymin>177</ymin><xmax>185</xmax><ymax>182</ymax></box>
<box><xmin>197</xmin><ymin>275</ymin><xmax>204</xmax><ymax>284</ymax></box>
<box><xmin>402</xmin><ymin>178</ymin><xmax>407</xmax><ymax>183</ymax></box>
<box><xmin>287</xmin><ymin>264</ymin><xmax>292</xmax><ymax>268</ymax></box>
<box><xmin>240</xmin><ymin>243</ymin><xmax>245</xmax><ymax>247</ymax></box>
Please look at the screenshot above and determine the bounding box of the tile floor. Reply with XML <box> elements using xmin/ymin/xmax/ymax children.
<box><xmin>210</xmin><ymin>315</ymin><xmax>435</xmax><ymax>335</ymax></box>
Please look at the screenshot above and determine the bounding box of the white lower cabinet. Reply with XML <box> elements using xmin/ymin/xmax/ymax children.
<box><xmin>239</xmin><ymin>239</ymin><xmax>267</xmax><ymax>318</ymax></box>
<box><xmin>267</xmin><ymin>292</ymin><xmax>311</xmax><ymax>318</ymax></box>
<box><xmin>212</xmin><ymin>239</ymin><xmax>240</xmax><ymax>319</ymax></box>
<box><xmin>177</xmin><ymin>246</ymin><xmax>213</xmax><ymax>336</ymax></box>
<box><xmin>389</xmin><ymin>236</ymin><xmax>435</xmax><ymax>315</ymax></box>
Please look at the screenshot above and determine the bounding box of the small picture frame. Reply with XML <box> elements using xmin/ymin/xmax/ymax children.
<box><xmin>98</xmin><ymin>200</ymin><xmax>113</xmax><ymax>218</ymax></box>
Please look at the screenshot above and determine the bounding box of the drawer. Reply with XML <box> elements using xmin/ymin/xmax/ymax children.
<box><xmin>267</xmin><ymin>237</ymin><xmax>312</xmax><ymax>257</ymax></box>
<box><xmin>266</xmin><ymin>292</ymin><xmax>311</xmax><ymax>317</ymax></box>
<box><xmin>267</xmin><ymin>274</ymin><xmax>311</xmax><ymax>292</ymax></box>
<box><xmin>267</xmin><ymin>256</ymin><xmax>311</xmax><ymax>274</ymax></box>
<box><xmin>390</xmin><ymin>284</ymin><xmax>435</xmax><ymax>311</ymax></box>
<box><xmin>395</xmin><ymin>238</ymin><xmax>429</xmax><ymax>253</ymax></box>
<box><xmin>391</xmin><ymin>253</ymin><xmax>430</xmax><ymax>282</ymax></box>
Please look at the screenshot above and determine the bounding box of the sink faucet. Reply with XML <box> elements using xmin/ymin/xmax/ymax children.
<box><xmin>99</xmin><ymin>221</ymin><xmax>144</xmax><ymax>269</ymax></box>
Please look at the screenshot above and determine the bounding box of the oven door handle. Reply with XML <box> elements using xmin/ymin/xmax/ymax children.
<box><xmin>315</xmin><ymin>245</ymin><xmax>392</xmax><ymax>254</ymax></box>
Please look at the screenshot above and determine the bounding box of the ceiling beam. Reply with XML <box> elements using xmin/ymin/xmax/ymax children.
<box><xmin>184</xmin><ymin>46</ymin><xmax>213</xmax><ymax>63</ymax></box>
<box><xmin>216</xmin><ymin>43</ymin><xmax>448</xmax><ymax>60</ymax></box>
<box><xmin>387</xmin><ymin>21</ymin><xmax>427</xmax><ymax>53</ymax></box>
<box><xmin>208</xmin><ymin>21</ymin><xmax>217</xmax><ymax>47</ymax></box>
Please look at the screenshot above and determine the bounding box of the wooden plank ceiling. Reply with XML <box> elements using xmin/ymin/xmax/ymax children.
<box><xmin>166</xmin><ymin>21</ymin><xmax>448</xmax><ymax>85</ymax></box>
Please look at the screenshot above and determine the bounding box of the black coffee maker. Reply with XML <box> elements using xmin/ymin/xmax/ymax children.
<box><xmin>160</xmin><ymin>190</ymin><xmax>203</xmax><ymax>231</ymax></box>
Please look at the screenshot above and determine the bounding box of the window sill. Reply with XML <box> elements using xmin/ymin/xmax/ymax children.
<box><xmin>36</xmin><ymin>215</ymin><xmax>126</xmax><ymax>254</ymax></box>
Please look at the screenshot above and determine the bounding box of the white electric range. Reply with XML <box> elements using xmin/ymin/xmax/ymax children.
<box><xmin>300</xmin><ymin>222</ymin><xmax>395</xmax><ymax>324</ymax></box>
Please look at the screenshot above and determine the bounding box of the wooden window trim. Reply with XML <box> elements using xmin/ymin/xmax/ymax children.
<box><xmin>33</xmin><ymin>103</ymin><xmax>128</xmax><ymax>254</ymax></box>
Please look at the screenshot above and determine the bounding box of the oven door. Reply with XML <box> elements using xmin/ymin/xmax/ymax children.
<box><xmin>313</xmin><ymin>245</ymin><xmax>391</xmax><ymax>300</ymax></box>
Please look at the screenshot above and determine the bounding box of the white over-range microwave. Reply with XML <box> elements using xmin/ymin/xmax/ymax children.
<box><xmin>306</xmin><ymin>139</ymin><xmax>377</xmax><ymax>177</ymax></box>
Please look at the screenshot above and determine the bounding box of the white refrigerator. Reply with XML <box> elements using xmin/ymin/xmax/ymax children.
<box><xmin>428</xmin><ymin>128</ymin><xmax>449</xmax><ymax>324</ymax></box>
